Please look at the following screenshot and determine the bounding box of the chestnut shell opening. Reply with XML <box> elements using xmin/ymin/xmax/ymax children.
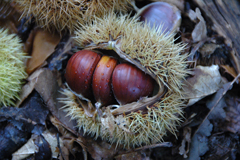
<box><xmin>64</xmin><ymin>49</ymin><xmax>162</xmax><ymax>114</ymax></box>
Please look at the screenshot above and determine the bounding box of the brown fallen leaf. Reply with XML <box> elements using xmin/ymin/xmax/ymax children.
<box><xmin>188</xmin><ymin>8</ymin><xmax>207</xmax><ymax>42</ymax></box>
<box><xmin>26</xmin><ymin>28</ymin><xmax>61</xmax><ymax>74</ymax></box>
<box><xmin>42</xmin><ymin>131</ymin><xmax>69</xmax><ymax>160</ymax></box>
<box><xmin>16</xmin><ymin>69</ymin><xmax>44</xmax><ymax>107</ymax></box>
<box><xmin>31</xmin><ymin>68</ymin><xmax>77</xmax><ymax>133</ymax></box>
<box><xmin>12</xmin><ymin>134</ymin><xmax>39</xmax><ymax>160</ymax></box>
<box><xmin>183</xmin><ymin>65</ymin><xmax>227</xmax><ymax>106</ymax></box>
<box><xmin>221</xmin><ymin>65</ymin><xmax>238</xmax><ymax>79</ymax></box>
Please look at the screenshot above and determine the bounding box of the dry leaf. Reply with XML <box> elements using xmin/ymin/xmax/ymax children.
<box><xmin>42</xmin><ymin>131</ymin><xmax>68</xmax><ymax>160</ymax></box>
<box><xmin>12</xmin><ymin>134</ymin><xmax>39</xmax><ymax>160</ymax></box>
<box><xmin>26</xmin><ymin>28</ymin><xmax>61</xmax><ymax>74</ymax></box>
<box><xmin>16</xmin><ymin>69</ymin><xmax>44</xmax><ymax>107</ymax></box>
<box><xmin>31</xmin><ymin>68</ymin><xmax>77</xmax><ymax>133</ymax></box>
<box><xmin>221</xmin><ymin>65</ymin><xmax>238</xmax><ymax>78</ymax></box>
<box><xmin>184</xmin><ymin>65</ymin><xmax>227</xmax><ymax>106</ymax></box>
<box><xmin>188</xmin><ymin>8</ymin><xmax>207</xmax><ymax>42</ymax></box>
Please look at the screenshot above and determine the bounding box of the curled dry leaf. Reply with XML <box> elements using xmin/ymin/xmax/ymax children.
<box><xmin>184</xmin><ymin>65</ymin><xmax>227</xmax><ymax>106</ymax></box>
<box><xmin>188</xmin><ymin>8</ymin><xmax>207</xmax><ymax>42</ymax></box>
<box><xmin>26</xmin><ymin>28</ymin><xmax>61</xmax><ymax>74</ymax></box>
<box><xmin>221</xmin><ymin>65</ymin><xmax>238</xmax><ymax>79</ymax></box>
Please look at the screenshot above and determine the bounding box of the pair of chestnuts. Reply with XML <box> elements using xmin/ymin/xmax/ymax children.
<box><xmin>65</xmin><ymin>50</ymin><xmax>155</xmax><ymax>107</ymax></box>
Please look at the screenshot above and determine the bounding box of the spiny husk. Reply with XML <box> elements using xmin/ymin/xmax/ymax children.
<box><xmin>75</xmin><ymin>13</ymin><xmax>188</xmax><ymax>94</ymax></box>
<box><xmin>0</xmin><ymin>1</ymin><xmax>16</xmax><ymax>19</ymax></box>
<box><xmin>60</xmin><ymin>13</ymin><xmax>190</xmax><ymax>148</ymax></box>
<box><xmin>0</xmin><ymin>29</ymin><xmax>27</xmax><ymax>107</ymax></box>
<box><xmin>14</xmin><ymin>0</ymin><xmax>132</xmax><ymax>33</ymax></box>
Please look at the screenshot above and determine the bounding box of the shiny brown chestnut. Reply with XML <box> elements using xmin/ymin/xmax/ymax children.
<box><xmin>65</xmin><ymin>50</ymin><xmax>155</xmax><ymax>107</ymax></box>
<box><xmin>137</xmin><ymin>2</ymin><xmax>181</xmax><ymax>34</ymax></box>
<box><xmin>92</xmin><ymin>56</ymin><xmax>117</xmax><ymax>107</ymax></box>
<box><xmin>65</xmin><ymin>50</ymin><xmax>101</xmax><ymax>99</ymax></box>
<box><xmin>112</xmin><ymin>63</ymin><xmax>155</xmax><ymax>105</ymax></box>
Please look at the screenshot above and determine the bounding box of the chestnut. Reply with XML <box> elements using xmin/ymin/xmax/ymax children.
<box><xmin>65</xmin><ymin>50</ymin><xmax>155</xmax><ymax>107</ymax></box>
<box><xmin>92</xmin><ymin>56</ymin><xmax>117</xmax><ymax>107</ymax></box>
<box><xmin>138</xmin><ymin>2</ymin><xmax>181</xmax><ymax>33</ymax></box>
<box><xmin>65</xmin><ymin>50</ymin><xmax>101</xmax><ymax>99</ymax></box>
<box><xmin>112</xmin><ymin>63</ymin><xmax>154</xmax><ymax>105</ymax></box>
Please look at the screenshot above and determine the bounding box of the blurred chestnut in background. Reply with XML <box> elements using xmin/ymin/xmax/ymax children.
<box><xmin>137</xmin><ymin>2</ymin><xmax>181</xmax><ymax>34</ymax></box>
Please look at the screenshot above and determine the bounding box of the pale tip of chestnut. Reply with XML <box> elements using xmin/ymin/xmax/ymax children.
<box><xmin>137</xmin><ymin>2</ymin><xmax>181</xmax><ymax>34</ymax></box>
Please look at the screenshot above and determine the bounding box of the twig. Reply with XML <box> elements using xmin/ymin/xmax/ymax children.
<box><xmin>134</xmin><ymin>142</ymin><xmax>173</xmax><ymax>151</ymax></box>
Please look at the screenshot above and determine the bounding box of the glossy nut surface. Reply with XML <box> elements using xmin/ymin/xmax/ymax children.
<box><xmin>139</xmin><ymin>2</ymin><xmax>181</xmax><ymax>33</ymax></box>
<box><xmin>112</xmin><ymin>63</ymin><xmax>155</xmax><ymax>105</ymax></box>
<box><xmin>92</xmin><ymin>56</ymin><xmax>117</xmax><ymax>106</ymax></box>
<box><xmin>65</xmin><ymin>50</ymin><xmax>101</xmax><ymax>99</ymax></box>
